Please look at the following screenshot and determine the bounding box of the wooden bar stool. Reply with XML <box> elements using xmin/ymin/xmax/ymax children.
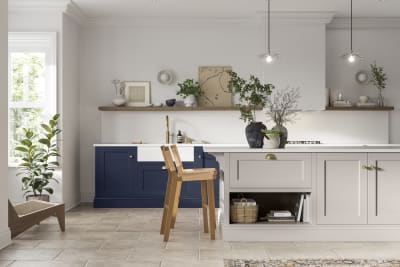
<box><xmin>160</xmin><ymin>145</ymin><xmax>217</xmax><ymax>241</ymax></box>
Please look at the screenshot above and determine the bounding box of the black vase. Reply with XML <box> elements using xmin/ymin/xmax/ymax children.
<box><xmin>245</xmin><ymin>122</ymin><xmax>267</xmax><ymax>148</ymax></box>
<box><xmin>272</xmin><ymin>124</ymin><xmax>288</xmax><ymax>148</ymax></box>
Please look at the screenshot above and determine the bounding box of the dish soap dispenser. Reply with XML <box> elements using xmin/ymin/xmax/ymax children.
<box><xmin>177</xmin><ymin>130</ymin><xmax>183</xmax><ymax>144</ymax></box>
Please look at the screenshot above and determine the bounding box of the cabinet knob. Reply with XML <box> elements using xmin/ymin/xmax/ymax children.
<box><xmin>129</xmin><ymin>155</ymin><xmax>134</xmax><ymax>159</ymax></box>
<box><xmin>265</xmin><ymin>153</ymin><xmax>277</xmax><ymax>160</ymax></box>
<box><xmin>198</xmin><ymin>154</ymin><xmax>202</xmax><ymax>159</ymax></box>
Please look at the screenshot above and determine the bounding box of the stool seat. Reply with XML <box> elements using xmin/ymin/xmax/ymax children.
<box><xmin>160</xmin><ymin>145</ymin><xmax>217</xmax><ymax>241</ymax></box>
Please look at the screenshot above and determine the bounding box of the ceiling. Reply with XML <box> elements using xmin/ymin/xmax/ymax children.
<box><xmin>72</xmin><ymin>0</ymin><xmax>400</xmax><ymax>18</ymax></box>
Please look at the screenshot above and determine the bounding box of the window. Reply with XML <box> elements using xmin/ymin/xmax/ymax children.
<box><xmin>8</xmin><ymin>33</ymin><xmax>57</xmax><ymax>165</ymax></box>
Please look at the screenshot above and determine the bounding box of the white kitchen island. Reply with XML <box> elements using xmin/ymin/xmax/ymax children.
<box><xmin>202</xmin><ymin>144</ymin><xmax>400</xmax><ymax>241</ymax></box>
<box><xmin>95</xmin><ymin>143</ymin><xmax>400</xmax><ymax>241</ymax></box>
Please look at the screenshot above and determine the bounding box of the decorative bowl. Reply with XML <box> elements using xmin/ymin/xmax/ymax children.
<box><xmin>165</xmin><ymin>99</ymin><xmax>176</xmax><ymax>107</ymax></box>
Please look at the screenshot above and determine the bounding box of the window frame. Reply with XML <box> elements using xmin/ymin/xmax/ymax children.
<box><xmin>8</xmin><ymin>32</ymin><xmax>57</xmax><ymax>166</ymax></box>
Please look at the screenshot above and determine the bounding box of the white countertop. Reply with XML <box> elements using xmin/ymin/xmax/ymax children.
<box><xmin>94</xmin><ymin>143</ymin><xmax>400</xmax><ymax>153</ymax></box>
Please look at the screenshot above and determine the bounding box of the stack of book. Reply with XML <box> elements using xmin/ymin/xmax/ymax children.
<box><xmin>267</xmin><ymin>210</ymin><xmax>296</xmax><ymax>223</ymax></box>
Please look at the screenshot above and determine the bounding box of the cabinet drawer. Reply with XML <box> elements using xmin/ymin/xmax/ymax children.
<box><xmin>229</xmin><ymin>153</ymin><xmax>312</xmax><ymax>188</ymax></box>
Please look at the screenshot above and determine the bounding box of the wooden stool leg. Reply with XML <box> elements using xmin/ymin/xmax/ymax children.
<box><xmin>161</xmin><ymin>175</ymin><xmax>173</xmax><ymax>235</ymax></box>
<box><xmin>207</xmin><ymin>180</ymin><xmax>216</xmax><ymax>240</ymax></box>
<box><xmin>170</xmin><ymin>180</ymin><xmax>182</xmax><ymax>230</ymax></box>
<box><xmin>56</xmin><ymin>209</ymin><xmax>65</xmax><ymax>232</ymax></box>
<box><xmin>163</xmin><ymin>178</ymin><xmax>177</xmax><ymax>241</ymax></box>
<box><xmin>200</xmin><ymin>181</ymin><xmax>209</xmax><ymax>233</ymax></box>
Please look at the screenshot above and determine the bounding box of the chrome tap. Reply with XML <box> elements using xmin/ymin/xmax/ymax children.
<box><xmin>165</xmin><ymin>115</ymin><xmax>170</xmax><ymax>144</ymax></box>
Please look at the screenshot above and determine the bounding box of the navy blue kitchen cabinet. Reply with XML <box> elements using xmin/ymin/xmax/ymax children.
<box><xmin>94</xmin><ymin>146</ymin><xmax>219</xmax><ymax>208</ymax></box>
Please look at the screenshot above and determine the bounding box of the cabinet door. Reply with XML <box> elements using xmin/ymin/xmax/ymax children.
<box><xmin>317</xmin><ymin>153</ymin><xmax>368</xmax><ymax>225</ymax></box>
<box><xmin>229</xmin><ymin>153</ymin><xmax>312</xmax><ymax>188</ymax></box>
<box><xmin>368</xmin><ymin>153</ymin><xmax>400</xmax><ymax>224</ymax></box>
<box><xmin>95</xmin><ymin>148</ymin><xmax>137</xmax><ymax>196</ymax></box>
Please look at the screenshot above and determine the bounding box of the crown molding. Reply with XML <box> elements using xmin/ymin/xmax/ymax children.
<box><xmin>9</xmin><ymin>0</ymin><xmax>87</xmax><ymax>25</ymax></box>
<box><xmin>328</xmin><ymin>18</ymin><xmax>400</xmax><ymax>29</ymax></box>
<box><xmin>9</xmin><ymin>0</ymin><xmax>69</xmax><ymax>13</ymax></box>
<box><xmin>64</xmin><ymin>1</ymin><xmax>87</xmax><ymax>25</ymax></box>
<box><xmin>85</xmin><ymin>12</ymin><xmax>335</xmax><ymax>28</ymax></box>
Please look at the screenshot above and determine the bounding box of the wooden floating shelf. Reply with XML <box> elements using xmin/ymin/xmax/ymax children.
<box><xmin>98</xmin><ymin>106</ymin><xmax>262</xmax><ymax>111</ymax></box>
<box><xmin>325</xmin><ymin>106</ymin><xmax>394</xmax><ymax>111</ymax></box>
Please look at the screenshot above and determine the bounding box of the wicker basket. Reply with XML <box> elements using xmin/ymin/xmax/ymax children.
<box><xmin>230</xmin><ymin>198</ymin><xmax>258</xmax><ymax>224</ymax></box>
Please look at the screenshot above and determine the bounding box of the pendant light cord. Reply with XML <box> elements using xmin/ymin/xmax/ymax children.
<box><xmin>267</xmin><ymin>0</ymin><xmax>271</xmax><ymax>55</ymax></box>
<box><xmin>350</xmin><ymin>0</ymin><xmax>353</xmax><ymax>53</ymax></box>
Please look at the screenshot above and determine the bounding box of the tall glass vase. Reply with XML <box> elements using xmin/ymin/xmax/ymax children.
<box><xmin>377</xmin><ymin>90</ymin><xmax>384</xmax><ymax>107</ymax></box>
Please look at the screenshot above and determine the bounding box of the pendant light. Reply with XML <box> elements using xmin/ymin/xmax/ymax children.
<box><xmin>259</xmin><ymin>0</ymin><xmax>279</xmax><ymax>63</ymax></box>
<box><xmin>343</xmin><ymin>0</ymin><xmax>362</xmax><ymax>63</ymax></box>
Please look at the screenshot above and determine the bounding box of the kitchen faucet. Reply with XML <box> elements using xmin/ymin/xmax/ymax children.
<box><xmin>165</xmin><ymin>115</ymin><xmax>170</xmax><ymax>144</ymax></box>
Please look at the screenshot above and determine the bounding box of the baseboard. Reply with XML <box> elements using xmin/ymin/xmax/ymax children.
<box><xmin>80</xmin><ymin>192</ymin><xmax>94</xmax><ymax>203</ymax></box>
<box><xmin>65</xmin><ymin>200</ymin><xmax>81</xmax><ymax>212</ymax></box>
<box><xmin>0</xmin><ymin>228</ymin><xmax>11</xmax><ymax>249</ymax></box>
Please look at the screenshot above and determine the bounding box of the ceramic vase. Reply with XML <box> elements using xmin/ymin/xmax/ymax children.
<box><xmin>245</xmin><ymin>122</ymin><xmax>267</xmax><ymax>148</ymax></box>
<box><xmin>264</xmin><ymin>134</ymin><xmax>280</xmax><ymax>149</ymax></box>
<box><xmin>112</xmin><ymin>95</ymin><xmax>126</xmax><ymax>106</ymax></box>
<box><xmin>272</xmin><ymin>124</ymin><xmax>288</xmax><ymax>148</ymax></box>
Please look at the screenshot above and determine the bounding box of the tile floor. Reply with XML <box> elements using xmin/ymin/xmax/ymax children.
<box><xmin>1</xmin><ymin>206</ymin><xmax>400</xmax><ymax>266</ymax></box>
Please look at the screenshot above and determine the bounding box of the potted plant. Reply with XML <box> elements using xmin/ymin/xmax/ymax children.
<box><xmin>176</xmin><ymin>79</ymin><xmax>202</xmax><ymax>107</ymax></box>
<box><xmin>262</xmin><ymin>129</ymin><xmax>281</xmax><ymax>149</ymax></box>
<box><xmin>370</xmin><ymin>62</ymin><xmax>388</xmax><ymax>107</ymax></box>
<box><xmin>227</xmin><ymin>71</ymin><xmax>274</xmax><ymax>148</ymax></box>
<box><xmin>265</xmin><ymin>87</ymin><xmax>300</xmax><ymax>148</ymax></box>
<box><xmin>15</xmin><ymin>114</ymin><xmax>62</xmax><ymax>201</ymax></box>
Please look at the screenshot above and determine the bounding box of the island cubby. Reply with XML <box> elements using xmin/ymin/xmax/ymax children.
<box><xmin>229</xmin><ymin>192</ymin><xmax>311</xmax><ymax>225</ymax></box>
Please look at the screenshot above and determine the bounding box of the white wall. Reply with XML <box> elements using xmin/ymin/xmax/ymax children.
<box><xmin>7</xmin><ymin>8</ymin><xmax>82</xmax><ymax>209</ymax></box>
<box><xmin>7</xmin><ymin>10</ymin><xmax>64</xmax><ymax>204</ymax></box>
<box><xmin>78</xmin><ymin>17</ymin><xmax>394</xmax><ymax>202</ymax></box>
<box><xmin>101</xmin><ymin>111</ymin><xmax>389</xmax><ymax>145</ymax></box>
<box><xmin>326</xmin><ymin>21</ymin><xmax>400</xmax><ymax>143</ymax></box>
<box><xmin>0</xmin><ymin>0</ymin><xmax>11</xmax><ymax>248</ymax></box>
<box><xmin>61</xmin><ymin>13</ymin><xmax>81</xmax><ymax>210</ymax></box>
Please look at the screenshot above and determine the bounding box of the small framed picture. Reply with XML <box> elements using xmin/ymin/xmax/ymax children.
<box><xmin>124</xmin><ymin>81</ymin><xmax>151</xmax><ymax>106</ymax></box>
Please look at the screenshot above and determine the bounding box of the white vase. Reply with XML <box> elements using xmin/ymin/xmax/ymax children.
<box><xmin>264</xmin><ymin>134</ymin><xmax>280</xmax><ymax>149</ymax></box>
<box><xmin>184</xmin><ymin>95</ymin><xmax>197</xmax><ymax>107</ymax></box>
<box><xmin>112</xmin><ymin>95</ymin><xmax>126</xmax><ymax>106</ymax></box>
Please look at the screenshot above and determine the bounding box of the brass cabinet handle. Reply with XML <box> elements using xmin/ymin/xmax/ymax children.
<box><xmin>265</xmin><ymin>153</ymin><xmax>277</xmax><ymax>160</ymax></box>
<box><xmin>362</xmin><ymin>165</ymin><xmax>383</xmax><ymax>171</ymax></box>
<box><xmin>362</xmin><ymin>165</ymin><xmax>373</xmax><ymax>171</ymax></box>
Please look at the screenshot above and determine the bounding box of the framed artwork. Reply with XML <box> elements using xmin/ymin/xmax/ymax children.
<box><xmin>198</xmin><ymin>66</ymin><xmax>232</xmax><ymax>107</ymax></box>
<box><xmin>124</xmin><ymin>81</ymin><xmax>151</xmax><ymax>106</ymax></box>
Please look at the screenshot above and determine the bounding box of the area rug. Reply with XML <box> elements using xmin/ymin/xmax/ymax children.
<box><xmin>224</xmin><ymin>259</ymin><xmax>400</xmax><ymax>267</ymax></box>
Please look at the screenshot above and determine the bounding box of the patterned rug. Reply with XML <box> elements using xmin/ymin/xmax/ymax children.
<box><xmin>224</xmin><ymin>259</ymin><xmax>400</xmax><ymax>267</ymax></box>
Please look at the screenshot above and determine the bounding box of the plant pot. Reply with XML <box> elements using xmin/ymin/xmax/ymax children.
<box><xmin>272</xmin><ymin>124</ymin><xmax>288</xmax><ymax>148</ymax></box>
<box><xmin>26</xmin><ymin>194</ymin><xmax>50</xmax><ymax>202</ymax></box>
<box><xmin>184</xmin><ymin>95</ymin><xmax>197</xmax><ymax>107</ymax></box>
<box><xmin>264</xmin><ymin>134</ymin><xmax>280</xmax><ymax>149</ymax></box>
<box><xmin>245</xmin><ymin>122</ymin><xmax>267</xmax><ymax>148</ymax></box>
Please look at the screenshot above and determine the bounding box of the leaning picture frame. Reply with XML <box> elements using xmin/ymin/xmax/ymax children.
<box><xmin>124</xmin><ymin>81</ymin><xmax>151</xmax><ymax>107</ymax></box>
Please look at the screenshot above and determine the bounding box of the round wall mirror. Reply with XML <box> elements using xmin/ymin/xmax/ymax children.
<box><xmin>356</xmin><ymin>71</ymin><xmax>369</xmax><ymax>84</ymax></box>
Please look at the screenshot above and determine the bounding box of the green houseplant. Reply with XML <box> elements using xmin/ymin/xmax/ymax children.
<box><xmin>227</xmin><ymin>71</ymin><xmax>274</xmax><ymax>148</ymax></box>
<box><xmin>15</xmin><ymin>114</ymin><xmax>61</xmax><ymax>201</ymax></box>
<box><xmin>176</xmin><ymin>79</ymin><xmax>202</xmax><ymax>107</ymax></box>
<box><xmin>370</xmin><ymin>62</ymin><xmax>388</xmax><ymax>107</ymax></box>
